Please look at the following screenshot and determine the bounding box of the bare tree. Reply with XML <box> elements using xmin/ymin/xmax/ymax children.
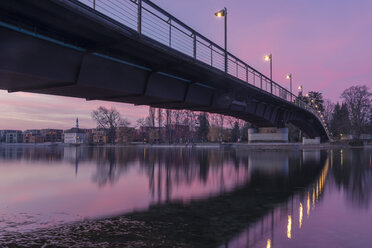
<box><xmin>117</xmin><ymin>119</ymin><xmax>132</xmax><ymax>144</ymax></box>
<box><xmin>341</xmin><ymin>85</ymin><xmax>372</xmax><ymax>139</ymax></box>
<box><xmin>183</xmin><ymin>110</ymin><xmax>198</xmax><ymax>142</ymax></box>
<box><xmin>157</xmin><ymin>108</ymin><xmax>163</xmax><ymax>143</ymax></box>
<box><xmin>165</xmin><ymin>109</ymin><xmax>173</xmax><ymax>143</ymax></box>
<box><xmin>147</xmin><ymin>107</ymin><xmax>156</xmax><ymax>128</ymax></box>
<box><xmin>323</xmin><ymin>99</ymin><xmax>335</xmax><ymax>127</ymax></box>
<box><xmin>91</xmin><ymin>106</ymin><xmax>122</xmax><ymax>144</ymax></box>
<box><xmin>136</xmin><ymin>117</ymin><xmax>146</xmax><ymax>128</ymax></box>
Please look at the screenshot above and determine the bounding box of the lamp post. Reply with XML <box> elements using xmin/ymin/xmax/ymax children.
<box><xmin>298</xmin><ymin>85</ymin><xmax>303</xmax><ymax>97</ymax></box>
<box><xmin>264</xmin><ymin>54</ymin><xmax>273</xmax><ymax>93</ymax></box>
<box><xmin>286</xmin><ymin>73</ymin><xmax>292</xmax><ymax>101</ymax></box>
<box><xmin>215</xmin><ymin>7</ymin><xmax>227</xmax><ymax>73</ymax></box>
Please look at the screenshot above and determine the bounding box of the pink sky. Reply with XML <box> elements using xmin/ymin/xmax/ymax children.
<box><xmin>1</xmin><ymin>0</ymin><xmax>371</xmax><ymax>130</ymax></box>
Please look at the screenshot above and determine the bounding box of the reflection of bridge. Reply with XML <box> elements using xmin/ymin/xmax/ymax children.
<box><xmin>227</xmin><ymin>152</ymin><xmax>329</xmax><ymax>248</ymax></box>
<box><xmin>0</xmin><ymin>0</ymin><xmax>328</xmax><ymax>141</ymax></box>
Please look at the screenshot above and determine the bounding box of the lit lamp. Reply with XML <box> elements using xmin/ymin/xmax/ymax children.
<box><xmin>286</xmin><ymin>73</ymin><xmax>293</xmax><ymax>101</ymax></box>
<box><xmin>215</xmin><ymin>7</ymin><xmax>227</xmax><ymax>73</ymax></box>
<box><xmin>264</xmin><ymin>54</ymin><xmax>273</xmax><ymax>80</ymax></box>
<box><xmin>264</xmin><ymin>54</ymin><xmax>273</xmax><ymax>93</ymax></box>
<box><xmin>298</xmin><ymin>85</ymin><xmax>303</xmax><ymax>97</ymax></box>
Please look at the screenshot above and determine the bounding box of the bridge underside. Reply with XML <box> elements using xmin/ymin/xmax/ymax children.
<box><xmin>0</xmin><ymin>0</ymin><xmax>328</xmax><ymax>141</ymax></box>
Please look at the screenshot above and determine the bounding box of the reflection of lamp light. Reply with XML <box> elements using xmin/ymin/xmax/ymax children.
<box><xmin>266</xmin><ymin>239</ymin><xmax>271</xmax><ymax>248</ymax></box>
<box><xmin>287</xmin><ymin>215</ymin><xmax>292</xmax><ymax>239</ymax></box>
<box><xmin>307</xmin><ymin>192</ymin><xmax>310</xmax><ymax>217</ymax></box>
<box><xmin>299</xmin><ymin>203</ymin><xmax>303</xmax><ymax>229</ymax></box>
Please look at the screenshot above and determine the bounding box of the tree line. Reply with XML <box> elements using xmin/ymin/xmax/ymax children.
<box><xmin>91</xmin><ymin>84</ymin><xmax>372</xmax><ymax>144</ymax></box>
<box><xmin>91</xmin><ymin>106</ymin><xmax>250</xmax><ymax>144</ymax></box>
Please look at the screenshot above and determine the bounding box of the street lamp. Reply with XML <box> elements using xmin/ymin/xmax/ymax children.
<box><xmin>264</xmin><ymin>53</ymin><xmax>273</xmax><ymax>93</ymax></box>
<box><xmin>298</xmin><ymin>85</ymin><xmax>303</xmax><ymax>97</ymax></box>
<box><xmin>215</xmin><ymin>7</ymin><xmax>227</xmax><ymax>73</ymax></box>
<box><xmin>286</xmin><ymin>73</ymin><xmax>292</xmax><ymax>101</ymax></box>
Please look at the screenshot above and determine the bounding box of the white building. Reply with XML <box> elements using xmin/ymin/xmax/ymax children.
<box><xmin>64</xmin><ymin>118</ymin><xmax>86</xmax><ymax>145</ymax></box>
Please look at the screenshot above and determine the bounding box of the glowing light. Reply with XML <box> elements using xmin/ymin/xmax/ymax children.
<box><xmin>286</xmin><ymin>74</ymin><xmax>291</xmax><ymax>79</ymax></box>
<box><xmin>316</xmin><ymin>182</ymin><xmax>319</xmax><ymax>201</ymax></box>
<box><xmin>264</xmin><ymin>55</ymin><xmax>271</xmax><ymax>61</ymax></box>
<box><xmin>305</xmin><ymin>93</ymin><xmax>309</xmax><ymax>97</ymax></box>
<box><xmin>299</xmin><ymin>202</ymin><xmax>303</xmax><ymax>229</ymax></box>
<box><xmin>298</xmin><ymin>85</ymin><xmax>302</xmax><ymax>90</ymax></box>
<box><xmin>215</xmin><ymin>9</ymin><xmax>226</xmax><ymax>17</ymax></box>
<box><xmin>307</xmin><ymin>192</ymin><xmax>310</xmax><ymax>217</ymax></box>
<box><xmin>287</xmin><ymin>215</ymin><xmax>292</xmax><ymax>239</ymax></box>
<box><xmin>311</xmin><ymin>99</ymin><xmax>315</xmax><ymax>103</ymax></box>
<box><xmin>312</xmin><ymin>189</ymin><xmax>315</xmax><ymax>207</ymax></box>
<box><xmin>266</xmin><ymin>239</ymin><xmax>271</xmax><ymax>248</ymax></box>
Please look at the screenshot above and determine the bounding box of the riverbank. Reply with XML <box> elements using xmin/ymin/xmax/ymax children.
<box><xmin>1</xmin><ymin>141</ymin><xmax>371</xmax><ymax>150</ymax></box>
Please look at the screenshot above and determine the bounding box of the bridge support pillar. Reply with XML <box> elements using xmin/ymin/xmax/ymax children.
<box><xmin>302</xmin><ymin>137</ymin><xmax>320</xmax><ymax>145</ymax></box>
<box><xmin>248</xmin><ymin>127</ymin><xmax>288</xmax><ymax>143</ymax></box>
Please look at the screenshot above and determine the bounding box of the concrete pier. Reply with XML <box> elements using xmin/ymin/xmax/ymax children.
<box><xmin>248</xmin><ymin>128</ymin><xmax>288</xmax><ymax>143</ymax></box>
<box><xmin>302</xmin><ymin>137</ymin><xmax>320</xmax><ymax>145</ymax></box>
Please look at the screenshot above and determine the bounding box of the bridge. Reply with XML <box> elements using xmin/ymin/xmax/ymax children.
<box><xmin>0</xmin><ymin>0</ymin><xmax>329</xmax><ymax>141</ymax></box>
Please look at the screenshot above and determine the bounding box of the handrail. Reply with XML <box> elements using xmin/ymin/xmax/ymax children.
<box><xmin>80</xmin><ymin>0</ymin><xmax>328</xmax><ymax>137</ymax></box>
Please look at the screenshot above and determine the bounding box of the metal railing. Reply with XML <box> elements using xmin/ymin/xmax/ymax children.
<box><xmin>78</xmin><ymin>0</ymin><xmax>328</xmax><ymax>136</ymax></box>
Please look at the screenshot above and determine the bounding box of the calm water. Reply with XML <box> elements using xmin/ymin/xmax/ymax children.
<box><xmin>0</xmin><ymin>145</ymin><xmax>371</xmax><ymax>247</ymax></box>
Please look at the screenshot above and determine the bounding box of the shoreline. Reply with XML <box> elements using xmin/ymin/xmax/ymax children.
<box><xmin>0</xmin><ymin>142</ymin><xmax>370</xmax><ymax>150</ymax></box>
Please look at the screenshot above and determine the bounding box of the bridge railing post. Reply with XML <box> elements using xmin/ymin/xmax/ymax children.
<box><xmin>137</xmin><ymin>0</ymin><xmax>142</xmax><ymax>34</ymax></box>
<box><xmin>210</xmin><ymin>44</ymin><xmax>213</xmax><ymax>66</ymax></box>
<box><xmin>225</xmin><ymin>52</ymin><xmax>227</xmax><ymax>73</ymax></box>
<box><xmin>193</xmin><ymin>33</ymin><xmax>196</xmax><ymax>59</ymax></box>
<box><xmin>260</xmin><ymin>75</ymin><xmax>263</xmax><ymax>89</ymax></box>
<box><xmin>168</xmin><ymin>18</ymin><xmax>172</xmax><ymax>47</ymax></box>
<box><xmin>270</xmin><ymin>81</ymin><xmax>273</xmax><ymax>94</ymax></box>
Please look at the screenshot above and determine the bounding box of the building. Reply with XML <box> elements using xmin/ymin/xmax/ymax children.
<box><xmin>1</xmin><ymin>130</ymin><xmax>23</xmax><ymax>143</ymax></box>
<box><xmin>91</xmin><ymin>128</ymin><xmax>108</xmax><ymax>144</ymax></box>
<box><xmin>115</xmin><ymin>126</ymin><xmax>136</xmax><ymax>144</ymax></box>
<box><xmin>23</xmin><ymin>130</ymin><xmax>44</xmax><ymax>143</ymax></box>
<box><xmin>64</xmin><ymin>118</ymin><xmax>87</xmax><ymax>145</ymax></box>
<box><xmin>41</xmin><ymin>129</ymin><xmax>63</xmax><ymax>142</ymax></box>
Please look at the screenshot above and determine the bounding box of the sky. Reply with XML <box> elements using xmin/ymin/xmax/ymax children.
<box><xmin>1</xmin><ymin>0</ymin><xmax>371</xmax><ymax>130</ymax></box>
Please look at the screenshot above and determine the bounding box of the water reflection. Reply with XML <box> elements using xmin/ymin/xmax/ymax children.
<box><xmin>1</xmin><ymin>146</ymin><xmax>372</xmax><ymax>248</ymax></box>
<box><xmin>0</xmin><ymin>146</ymin><xmax>303</xmax><ymax>233</ymax></box>
<box><xmin>225</xmin><ymin>152</ymin><xmax>329</xmax><ymax>247</ymax></box>
<box><xmin>332</xmin><ymin>149</ymin><xmax>372</xmax><ymax>209</ymax></box>
<box><xmin>226</xmin><ymin>148</ymin><xmax>372</xmax><ymax>248</ymax></box>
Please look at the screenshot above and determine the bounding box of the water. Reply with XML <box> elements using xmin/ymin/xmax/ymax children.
<box><xmin>0</xmin><ymin>145</ymin><xmax>371</xmax><ymax>247</ymax></box>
